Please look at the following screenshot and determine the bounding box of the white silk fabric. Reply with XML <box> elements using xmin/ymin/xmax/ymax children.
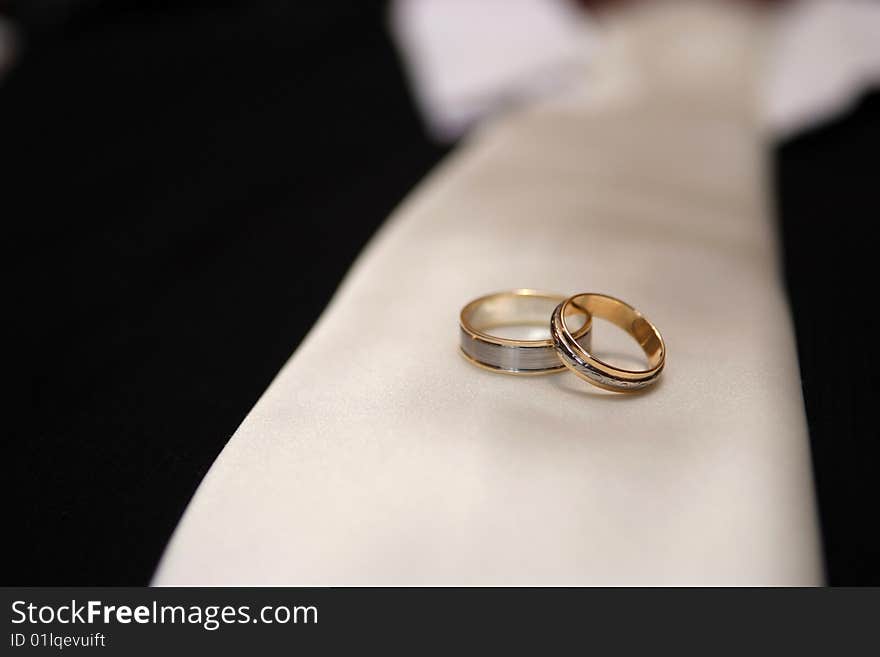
<box><xmin>154</xmin><ymin>4</ymin><xmax>823</xmax><ymax>585</ymax></box>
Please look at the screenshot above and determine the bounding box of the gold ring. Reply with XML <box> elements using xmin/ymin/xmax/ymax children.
<box><xmin>550</xmin><ymin>293</ymin><xmax>665</xmax><ymax>392</ymax></box>
<box><xmin>460</xmin><ymin>289</ymin><xmax>592</xmax><ymax>375</ymax></box>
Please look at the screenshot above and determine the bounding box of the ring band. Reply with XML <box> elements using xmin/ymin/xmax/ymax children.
<box><xmin>460</xmin><ymin>289</ymin><xmax>592</xmax><ymax>375</ymax></box>
<box><xmin>550</xmin><ymin>293</ymin><xmax>665</xmax><ymax>392</ymax></box>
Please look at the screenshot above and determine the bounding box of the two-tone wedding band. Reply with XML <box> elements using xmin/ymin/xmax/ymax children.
<box><xmin>550</xmin><ymin>293</ymin><xmax>665</xmax><ymax>392</ymax></box>
<box><xmin>460</xmin><ymin>289</ymin><xmax>592</xmax><ymax>375</ymax></box>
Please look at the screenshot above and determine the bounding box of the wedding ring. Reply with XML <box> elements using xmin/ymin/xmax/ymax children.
<box><xmin>460</xmin><ymin>289</ymin><xmax>592</xmax><ymax>375</ymax></box>
<box><xmin>551</xmin><ymin>293</ymin><xmax>665</xmax><ymax>392</ymax></box>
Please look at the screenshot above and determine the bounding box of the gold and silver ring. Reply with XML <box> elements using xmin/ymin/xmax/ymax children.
<box><xmin>550</xmin><ymin>293</ymin><xmax>665</xmax><ymax>392</ymax></box>
<box><xmin>459</xmin><ymin>290</ymin><xmax>592</xmax><ymax>375</ymax></box>
<box><xmin>460</xmin><ymin>290</ymin><xmax>666</xmax><ymax>392</ymax></box>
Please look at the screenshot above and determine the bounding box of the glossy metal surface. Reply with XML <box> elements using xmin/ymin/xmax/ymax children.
<box><xmin>460</xmin><ymin>289</ymin><xmax>591</xmax><ymax>375</ymax></box>
<box><xmin>551</xmin><ymin>293</ymin><xmax>665</xmax><ymax>392</ymax></box>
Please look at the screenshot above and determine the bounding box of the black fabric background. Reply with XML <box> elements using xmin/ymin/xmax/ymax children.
<box><xmin>776</xmin><ymin>91</ymin><xmax>879</xmax><ymax>586</ymax></box>
<box><xmin>3</xmin><ymin>1</ymin><xmax>877</xmax><ymax>585</ymax></box>
<box><xmin>5</xmin><ymin>1</ymin><xmax>446</xmax><ymax>584</ymax></box>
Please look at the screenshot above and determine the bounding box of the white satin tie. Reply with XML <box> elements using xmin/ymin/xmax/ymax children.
<box><xmin>155</xmin><ymin>2</ymin><xmax>823</xmax><ymax>585</ymax></box>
